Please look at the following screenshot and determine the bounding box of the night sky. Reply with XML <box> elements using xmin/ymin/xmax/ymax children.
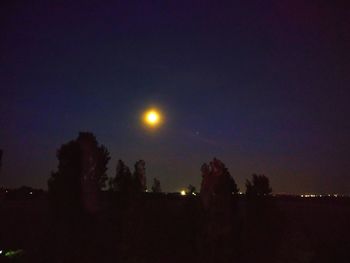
<box><xmin>1</xmin><ymin>0</ymin><xmax>349</xmax><ymax>194</ymax></box>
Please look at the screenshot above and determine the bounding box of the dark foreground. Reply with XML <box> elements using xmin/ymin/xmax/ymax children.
<box><xmin>1</xmin><ymin>195</ymin><xmax>350</xmax><ymax>263</ymax></box>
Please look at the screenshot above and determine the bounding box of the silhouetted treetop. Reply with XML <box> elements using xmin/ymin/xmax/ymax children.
<box><xmin>49</xmin><ymin>140</ymin><xmax>81</xmax><ymax>213</ymax></box>
<box><xmin>77</xmin><ymin>132</ymin><xmax>110</xmax><ymax>189</ymax></box>
<box><xmin>151</xmin><ymin>178</ymin><xmax>161</xmax><ymax>193</ymax></box>
<box><xmin>113</xmin><ymin>159</ymin><xmax>133</xmax><ymax>193</ymax></box>
<box><xmin>111</xmin><ymin>159</ymin><xmax>147</xmax><ymax>193</ymax></box>
<box><xmin>48</xmin><ymin>132</ymin><xmax>110</xmax><ymax>214</ymax></box>
<box><xmin>199</xmin><ymin>158</ymin><xmax>238</xmax><ymax>245</ymax></box>
<box><xmin>245</xmin><ymin>174</ymin><xmax>272</xmax><ymax>197</ymax></box>
<box><xmin>134</xmin><ymin>160</ymin><xmax>147</xmax><ymax>192</ymax></box>
<box><xmin>229</xmin><ymin>176</ymin><xmax>239</xmax><ymax>195</ymax></box>
<box><xmin>200</xmin><ymin>158</ymin><xmax>239</xmax><ymax>209</ymax></box>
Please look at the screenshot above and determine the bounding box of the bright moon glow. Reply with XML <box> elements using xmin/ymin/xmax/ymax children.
<box><xmin>147</xmin><ymin>111</ymin><xmax>159</xmax><ymax>124</ymax></box>
<box><xmin>143</xmin><ymin>109</ymin><xmax>162</xmax><ymax>127</ymax></box>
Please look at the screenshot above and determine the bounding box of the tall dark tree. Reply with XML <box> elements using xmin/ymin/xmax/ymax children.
<box><xmin>133</xmin><ymin>160</ymin><xmax>147</xmax><ymax>192</ymax></box>
<box><xmin>113</xmin><ymin>159</ymin><xmax>133</xmax><ymax>193</ymax></box>
<box><xmin>200</xmin><ymin>158</ymin><xmax>239</xmax><ymax>209</ymax></box>
<box><xmin>229</xmin><ymin>176</ymin><xmax>239</xmax><ymax>195</ymax></box>
<box><xmin>111</xmin><ymin>160</ymin><xmax>147</xmax><ymax>193</ymax></box>
<box><xmin>151</xmin><ymin>178</ymin><xmax>161</xmax><ymax>193</ymax></box>
<box><xmin>245</xmin><ymin>174</ymin><xmax>272</xmax><ymax>197</ymax></box>
<box><xmin>48</xmin><ymin>140</ymin><xmax>82</xmax><ymax>214</ymax></box>
<box><xmin>48</xmin><ymin>132</ymin><xmax>110</xmax><ymax>214</ymax></box>
<box><xmin>95</xmin><ymin>144</ymin><xmax>110</xmax><ymax>189</ymax></box>
<box><xmin>199</xmin><ymin>158</ymin><xmax>238</xmax><ymax>250</ymax></box>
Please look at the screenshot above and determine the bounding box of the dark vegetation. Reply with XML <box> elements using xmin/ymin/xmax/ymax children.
<box><xmin>0</xmin><ymin>149</ymin><xmax>3</xmax><ymax>172</ymax></box>
<box><xmin>151</xmin><ymin>178</ymin><xmax>161</xmax><ymax>193</ymax></box>
<box><xmin>245</xmin><ymin>174</ymin><xmax>272</xmax><ymax>198</ymax></box>
<box><xmin>1</xmin><ymin>133</ymin><xmax>349</xmax><ymax>263</ymax></box>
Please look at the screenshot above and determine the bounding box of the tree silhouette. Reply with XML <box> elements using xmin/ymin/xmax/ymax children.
<box><xmin>113</xmin><ymin>159</ymin><xmax>133</xmax><ymax>193</ymax></box>
<box><xmin>200</xmin><ymin>158</ymin><xmax>239</xmax><ymax>209</ymax></box>
<box><xmin>48</xmin><ymin>140</ymin><xmax>81</xmax><ymax>214</ymax></box>
<box><xmin>111</xmin><ymin>159</ymin><xmax>147</xmax><ymax>194</ymax></box>
<box><xmin>48</xmin><ymin>132</ymin><xmax>110</xmax><ymax>214</ymax></box>
<box><xmin>94</xmin><ymin>144</ymin><xmax>110</xmax><ymax>189</ymax></box>
<box><xmin>187</xmin><ymin>184</ymin><xmax>196</xmax><ymax>195</ymax></box>
<box><xmin>245</xmin><ymin>174</ymin><xmax>272</xmax><ymax>197</ymax></box>
<box><xmin>199</xmin><ymin>158</ymin><xmax>238</xmax><ymax>253</ymax></box>
<box><xmin>0</xmin><ymin>149</ymin><xmax>2</xmax><ymax>173</ymax></box>
<box><xmin>229</xmin><ymin>175</ymin><xmax>239</xmax><ymax>195</ymax></box>
<box><xmin>151</xmin><ymin>178</ymin><xmax>161</xmax><ymax>193</ymax></box>
<box><xmin>133</xmin><ymin>160</ymin><xmax>147</xmax><ymax>192</ymax></box>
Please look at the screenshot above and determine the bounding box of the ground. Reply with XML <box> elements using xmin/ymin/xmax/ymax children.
<box><xmin>1</xmin><ymin>195</ymin><xmax>349</xmax><ymax>263</ymax></box>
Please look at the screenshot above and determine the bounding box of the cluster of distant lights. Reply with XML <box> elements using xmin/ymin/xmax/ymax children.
<box><xmin>178</xmin><ymin>191</ymin><xmax>345</xmax><ymax>198</ymax></box>
<box><xmin>1</xmin><ymin>189</ymin><xmax>347</xmax><ymax>198</ymax></box>
<box><xmin>300</xmin><ymin>194</ymin><xmax>340</xmax><ymax>198</ymax></box>
<box><xmin>121</xmin><ymin>190</ymin><xmax>346</xmax><ymax>198</ymax></box>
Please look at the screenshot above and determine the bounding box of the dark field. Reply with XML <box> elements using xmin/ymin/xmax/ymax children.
<box><xmin>1</xmin><ymin>195</ymin><xmax>350</xmax><ymax>263</ymax></box>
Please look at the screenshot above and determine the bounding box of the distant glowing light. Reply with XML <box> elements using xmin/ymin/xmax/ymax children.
<box><xmin>143</xmin><ymin>109</ymin><xmax>162</xmax><ymax>127</ymax></box>
<box><xmin>192</xmin><ymin>192</ymin><xmax>196</xmax><ymax>196</ymax></box>
<box><xmin>0</xmin><ymin>250</ymin><xmax>2</xmax><ymax>254</ymax></box>
<box><xmin>29</xmin><ymin>191</ymin><xmax>33</xmax><ymax>195</ymax></box>
<box><xmin>180</xmin><ymin>190</ymin><xmax>186</xmax><ymax>196</ymax></box>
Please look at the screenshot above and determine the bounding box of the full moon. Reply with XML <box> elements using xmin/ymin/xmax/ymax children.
<box><xmin>142</xmin><ymin>108</ymin><xmax>162</xmax><ymax>127</ymax></box>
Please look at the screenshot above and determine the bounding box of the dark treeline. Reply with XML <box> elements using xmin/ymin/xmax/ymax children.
<box><xmin>46</xmin><ymin>133</ymin><xmax>273</xmax><ymax>215</ymax></box>
<box><xmin>1</xmin><ymin>132</ymin><xmax>349</xmax><ymax>263</ymax></box>
<box><xmin>43</xmin><ymin>132</ymin><xmax>278</xmax><ymax>263</ymax></box>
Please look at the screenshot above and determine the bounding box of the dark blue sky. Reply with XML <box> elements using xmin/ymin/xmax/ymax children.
<box><xmin>1</xmin><ymin>0</ymin><xmax>349</xmax><ymax>193</ymax></box>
